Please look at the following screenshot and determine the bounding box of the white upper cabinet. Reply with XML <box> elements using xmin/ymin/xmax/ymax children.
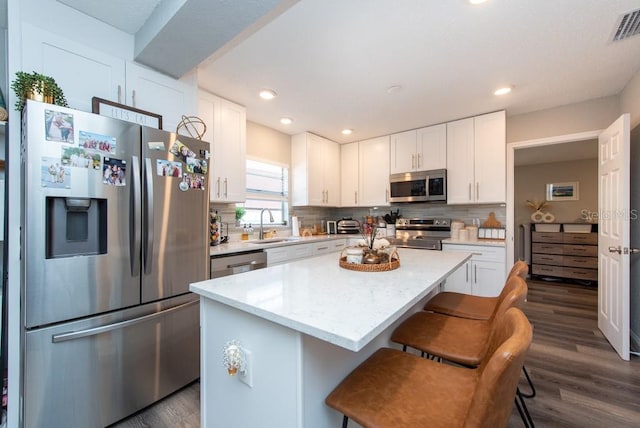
<box><xmin>340</xmin><ymin>137</ymin><xmax>390</xmax><ymax>207</ymax></box>
<box><xmin>340</xmin><ymin>142</ymin><xmax>359</xmax><ymax>206</ymax></box>
<box><xmin>125</xmin><ymin>63</ymin><xmax>196</xmax><ymax>133</ymax></box>
<box><xmin>21</xmin><ymin>24</ymin><xmax>196</xmax><ymax>133</ymax></box>
<box><xmin>390</xmin><ymin>124</ymin><xmax>446</xmax><ymax>174</ymax></box>
<box><xmin>446</xmin><ymin>111</ymin><xmax>505</xmax><ymax>204</ymax></box>
<box><xmin>198</xmin><ymin>91</ymin><xmax>246</xmax><ymax>203</ymax></box>
<box><xmin>358</xmin><ymin>136</ymin><xmax>390</xmax><ymax>206</ymax></box>
<box><xmin>21</xmin><ymin>23</ymin><xmax>125</xmax><ymax>113</ymax></box>
<box><xmin>417</xmin><ymin>124</ymin><xmax>447</xmax><ymax>171</ymax></box>
<box><xmin>292</xmin><ymin>132</ymin><xmax>340</xmax><ymax>206</ymax></box>
<box><xmin>390</xmin><ymin>130</ymin><xmax>416</xmax><ymax>174</ymax></box>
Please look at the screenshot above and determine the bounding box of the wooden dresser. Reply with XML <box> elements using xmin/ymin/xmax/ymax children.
<box><xmin>530</xmin><ymin>224</ymin><xmax>598</xmax><ymax>283</ymax></box>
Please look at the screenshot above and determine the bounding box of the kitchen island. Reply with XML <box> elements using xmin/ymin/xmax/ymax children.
<box><xmin>190</xmin><ymin>248</ymin><xmax>470</xmax><ymax>428</ymax></box>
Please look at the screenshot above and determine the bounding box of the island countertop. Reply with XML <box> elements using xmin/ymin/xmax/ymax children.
<box><xmin>190</xmin><ymin>248</ymin><xmax>470</xmax><ymax>352</ymax></box>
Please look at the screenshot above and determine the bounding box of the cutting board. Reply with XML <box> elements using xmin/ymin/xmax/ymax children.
<box><xmin>483</xmin><ymin>212</ymin><xmax>502</xmax><ymax>228</ymax></box>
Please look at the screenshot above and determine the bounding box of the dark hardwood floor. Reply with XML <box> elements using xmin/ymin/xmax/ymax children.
<box><xmin>112</xmin><ymin>279</ymin><xmax>640</xmax><ymax>428</ymax></box>
<box><xmin>508</xmin><ymin>279</ymin><xmax>640</xmax><ymax>427</ymax></box>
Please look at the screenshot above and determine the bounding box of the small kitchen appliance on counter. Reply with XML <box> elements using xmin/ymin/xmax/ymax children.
<box><xmin>386</xmin><ymin>217</ymin><xmax>451</xmax><ymax>250</ymax></box>
<box><xmin>336</xmin><ymin>218</ymin><xmax>361</xmax><ymax>234</ymax></box>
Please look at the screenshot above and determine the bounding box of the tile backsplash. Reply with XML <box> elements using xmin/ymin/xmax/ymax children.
<box><xmin>212</xmin><ymin>202</ymin><xmax>506</xmax><ymax>243</ymax></box>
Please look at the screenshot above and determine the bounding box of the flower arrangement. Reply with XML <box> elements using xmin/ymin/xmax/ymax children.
<box><xmin>355</xmin><ymin>224</ymin><xmax>390</xmax><ymax>250</ymax></box>
<box><xmin>525</xmin><ymin>199</ymin><xmax>548</xmax><ymax>212</ymax></box>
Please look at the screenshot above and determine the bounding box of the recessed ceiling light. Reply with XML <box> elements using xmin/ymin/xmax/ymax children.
<box><xmin>387</xmin><ymin>85</ymin><xmax>403</xmax><ymax>94</ymax></box>
<box><xmin>259</xmin><ymin>89</ymin><xmax>277</xmax><ymax>100</ymax></box>
<box><xmin>469</xmin><ymin>0</ymin><xmax>488</xmax><ymax>4</ymax></box>
<box><xmin>280</xmin><ymin>117</ymin><xmax>293</xmax><ymax>125</ymax></box>
<box><xmin>494</xmin><ymin>86</ymin><xmax>512</xmax><ymax>96</ymax></box>
<box><xmin>341</xmin><ymin>129</ymin><xmax>353</xmax><ymax>135</ymax></box>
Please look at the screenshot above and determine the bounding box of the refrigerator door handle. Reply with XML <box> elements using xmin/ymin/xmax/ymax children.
<box><xmin>144</xmin><ymin>157</ymin><xmax>154</xmax><ymax>274</ymax></box>
<box><xmin>130</xmin><ymin>155</ymin><xmax>142</xmax><ymax>275</ymax></box>
<box><xmin>51</xmin><ymin>300</ymin><xmax>199</xmax><ymax>343</ymax></box>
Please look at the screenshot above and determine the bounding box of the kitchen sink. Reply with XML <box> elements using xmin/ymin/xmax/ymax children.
<box><xmin>248</xmin><ymin>237</ymin><xmax>301</xmax><ymax>245</ymax></box>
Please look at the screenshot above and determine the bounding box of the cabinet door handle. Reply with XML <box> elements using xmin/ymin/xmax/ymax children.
<box><xmin>465</xmin><ymin>263</ymin><xmax>469</xmax><ymax>283</ymax></box>
<box><xmin>476</xmin><ymin>182</ymin><xmax>479</xmax><ymax>200</ymax></box>
<box><xmin>417</xmin><ymin>153</ymin><xmax>421</xmax><ymax>169</ymax></box>
<box><xmin>411</xmin><ymin>154</ymin><xmax>415</xmax><ymax>169</ymax></box>
<box><xmin>224</xmin><ymin>178</ymin><xmax>228</xmax><ymax>198</ymax></box>
<box><xmin>468</xmin><ymin>183</ymin><xmax>472</xmax><ymax>201</ymax></box>
<box><xmin>132</xmin><ymin>90</ymin><xmax>136</xmax><ymax>107</ymax></box>
<box><xmin>474</xmin><ymin>264</ymin><xmax>478</xmax><ymax>283</ymax></box>
<box><xmin>117</xmin><ymin>85</ymin><xmax>122</xmax><ymax>104</ymax></box>
<box><xmin>354</xmin><ymin>191</ymin><xmax>357</xmax><ymax>205</ymax></box>
<box><xmin>385</xmin><ymin>189</ymin><xmax>389</xmax><ymax>202</ymax></box>
<box><xmin>216</xmin><ymin>177</ymin><xmax>221</xmax><ymax>198</ymax></box>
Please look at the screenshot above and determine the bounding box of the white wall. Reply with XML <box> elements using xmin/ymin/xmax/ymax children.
<box><xmin>246</xmin><ymin>120</ymin><xmax>290</xmax><ymax>166</ymax></box>
<box><xmin>506</xmin><ymin>96</ymin><xmax>620</xmax><ymax>143</ymax></box>
<box><xmin>621</xmin><ymin>68</ymin><xmax>640</xmax><ymax>129</ymax></box>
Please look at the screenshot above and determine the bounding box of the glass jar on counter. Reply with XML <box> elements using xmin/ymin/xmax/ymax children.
<box><xmin>345</xmin><ymin>247</ymin><xmax>363</xmax><ymax>264</ymax></box>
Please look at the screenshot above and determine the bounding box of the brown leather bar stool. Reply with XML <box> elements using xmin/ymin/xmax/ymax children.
<box><xmin>390</xmin><ymin>276</ymin><xmax>534</xmax><ymax>427</ymax></box>
<box><xmin>424</xmin><ymin>260</ymin><xmax>536</xmax><ymax>400</ymax></box>
<box><xmin>424</xmin><ymin>260</ymin><xmax>529</xmax><ymax>320</ymax></box>
<box><xmin>326</xmin><ymin>307</ymin><xmax>532</xmax><ymax>428</ymax></box>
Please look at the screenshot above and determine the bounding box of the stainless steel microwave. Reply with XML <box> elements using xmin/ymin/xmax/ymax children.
<box><xmin>389</xmin><ymin>169</ymin><xmax>447</xmax><ymax>203</ymax></box>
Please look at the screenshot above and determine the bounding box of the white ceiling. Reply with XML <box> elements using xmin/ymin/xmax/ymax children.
<box><xmin>58</xmin><ymin>0</ymin><xmax>640</xmax><ymax>143</ymax></box>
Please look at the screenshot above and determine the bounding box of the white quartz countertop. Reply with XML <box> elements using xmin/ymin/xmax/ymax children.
<box><xmin>209</xmin><ymin>234</ymin><xmax>349</xmax><ymax>256</ymax></box>
<box><xmin>191</xmin><ymin>248</ymin><xmax>470</xmax><ymax>352</ymax></box>
<box><xmin>442</xmin><ymin>238</ymin><xmax>506</xmax><ymax>247</ymax></box>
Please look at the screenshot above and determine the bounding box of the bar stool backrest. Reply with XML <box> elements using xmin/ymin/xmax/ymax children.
<box><xmin>488</xmin><ymin>276</ymin><xmax>528</xmax><ymax>321</ymax></box>
<box><xmin>507</xmin><ymin>260</ymin><xmax>529</xmax><ymax>281</ymax></box>
<box><xmin>463</xmin><ymin>308</ymin><xmax>533</xmax><ymax>428</ymax></box>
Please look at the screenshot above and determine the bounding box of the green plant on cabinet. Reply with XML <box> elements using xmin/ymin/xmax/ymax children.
<box><xmin>11</xmin><ymin>71</ymin><xmax>68</xmax><ymax>112</ymax></box>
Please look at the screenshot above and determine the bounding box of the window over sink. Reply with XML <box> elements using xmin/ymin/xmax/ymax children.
<box><xmin>237</xmin><ymin>158</ymin><xmax>289</xmax><ymax>225</ymax></box>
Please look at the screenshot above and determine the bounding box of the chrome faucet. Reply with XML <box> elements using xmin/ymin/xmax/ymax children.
<box><xmin>259</xmin><ymin>208</ymin><xmax>274</xmax><ymax>239</ymax></box>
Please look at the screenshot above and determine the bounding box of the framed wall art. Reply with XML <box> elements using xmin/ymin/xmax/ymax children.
<box><xmin>546</xmin><ymin>181</ymin><xmax>579</xmax><ymax>201</ymax></box>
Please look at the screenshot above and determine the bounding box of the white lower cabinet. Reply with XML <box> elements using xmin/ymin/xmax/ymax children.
<box><xmin>441</xmin><ymin>244</ymin><xmax>506</xmax><ymax>297</ymax></box>
<box><xmin>266</xmin><ymin>239</ymin><xmax>346</xmax><ymax>266</ymax></box>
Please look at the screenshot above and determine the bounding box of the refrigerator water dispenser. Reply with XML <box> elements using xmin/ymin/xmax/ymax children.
<box><xmin>45</xmin><ymin>197</ymin><xmax>107</xmax><ymax>258</ymax></box>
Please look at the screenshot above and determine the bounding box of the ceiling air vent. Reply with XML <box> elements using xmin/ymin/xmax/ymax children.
<box><xmin>613</xmin><ymin>8</ymin><xmax>640</xmax><ymax>41</ymax></box>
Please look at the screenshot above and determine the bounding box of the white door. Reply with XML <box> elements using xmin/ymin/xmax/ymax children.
<box><xmin>598</xmin><ymin>114</ymin><xmax>630</xmax><ymax>361</ymax></box>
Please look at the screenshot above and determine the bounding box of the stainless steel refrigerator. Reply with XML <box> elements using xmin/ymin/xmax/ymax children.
<box><xmin>20</xmin><ymin>100</ymin><xmax>209</xmax><ymax>427</ymax></box>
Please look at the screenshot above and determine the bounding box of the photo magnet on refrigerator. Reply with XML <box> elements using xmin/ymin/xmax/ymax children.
<box><xmin>156</xmin><ymin>159</ymin><xmax>182</xmax><ymax>177</ymax></box>
<box><xmin>41</xmin><ymin>156</ymin><xmax>70</xmax><ymax>188</ymax></box>
<box><xmin>45</xmin><ymin>110</ymin><xmax>74</xmax><ymax>143</ymax></box>
<box><xmin>103</xmin><ymin>157</ymin><xmax>126</xmax><ymax>186</ymax></box>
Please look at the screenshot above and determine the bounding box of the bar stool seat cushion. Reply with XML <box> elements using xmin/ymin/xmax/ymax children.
<box><xmin>390</xmin><ymin>312</ymin><xmax>490</xmax><ymax>366</ymax></box>
<box><xmin>325</xmin><ymin>347</ymin><xmax>476</xmax><ymax>428</ymax></box>
<box><xmin>424</xmin><ymin>293</ymin><xmax>497</xmax><ymax>320</ymax></box>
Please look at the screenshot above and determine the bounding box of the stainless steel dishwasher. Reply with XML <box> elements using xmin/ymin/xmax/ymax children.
<box><xmin>210</xmin><ymin>250</ymin><xmax>268</xmax><ymax>278</ymax></box>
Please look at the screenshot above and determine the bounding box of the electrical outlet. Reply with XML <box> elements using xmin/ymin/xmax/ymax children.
<box><xmin>239</xmin><ymin>348</ymin><xmax>253</xmax><ymax>388</ymax></box>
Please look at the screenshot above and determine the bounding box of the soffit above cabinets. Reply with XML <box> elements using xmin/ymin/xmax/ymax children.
<box><xmin>56</xmin><ymin>1</ymin><xmax>640</xmax><ymax>143</ymax></box>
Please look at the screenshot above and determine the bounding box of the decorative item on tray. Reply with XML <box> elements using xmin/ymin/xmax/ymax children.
<box><xmin>339</xmin><ymin>223</ymin><xmax>400</xmax><ymax>272</ymax></box>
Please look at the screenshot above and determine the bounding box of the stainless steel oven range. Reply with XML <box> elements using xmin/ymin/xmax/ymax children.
<box><xmin>386</xmin><ymin>218</ymin><xmax>451</xmax><ymax>250</ymax></box>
